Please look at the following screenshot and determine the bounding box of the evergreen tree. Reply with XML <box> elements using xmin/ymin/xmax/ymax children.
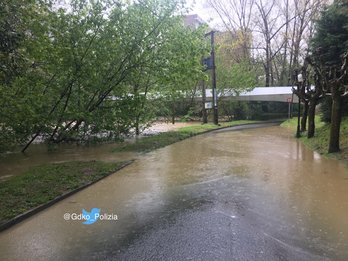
<box><xmin>310</xmin><ymin>0</ymin><xmax>348</xmax><ymax>152</ymax></box>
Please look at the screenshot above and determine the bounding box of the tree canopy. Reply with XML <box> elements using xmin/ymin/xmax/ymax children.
<box><xmin>0</xmin><ymin>0</ymin><xmax>208</xmax><ymax>152</ymax></box>
<box><xmin>309</xmin><ymin>0</ymin><xmax>348</xmax><ymax>152</ymax></box>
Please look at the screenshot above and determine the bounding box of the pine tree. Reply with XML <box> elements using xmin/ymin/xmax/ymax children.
<box><xmin>310</xmin><ymin>0</ymin><xmax>348</xmax><ymax>153</ymax></box>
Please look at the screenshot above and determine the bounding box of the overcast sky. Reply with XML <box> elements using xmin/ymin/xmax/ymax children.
<box><xmin>186</xmin><ymin>0</ymin><xmax>220</xmax><ymax>26</ymax></box>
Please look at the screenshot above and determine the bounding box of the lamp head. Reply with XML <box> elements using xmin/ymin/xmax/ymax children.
<box><xmin>297</xmin><ymin>73</ymin><xmax>303</xmax><ymax>83</ymax></box>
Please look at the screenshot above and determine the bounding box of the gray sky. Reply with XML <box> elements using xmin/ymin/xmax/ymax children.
<box><xmin>186</xmin><ymin>0</ymin><xmax>220</xmax><ymax>26</ymax></box>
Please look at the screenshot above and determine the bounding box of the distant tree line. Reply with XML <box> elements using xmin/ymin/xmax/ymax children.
<box><xmin>208</xmin><ymin>0</ymin><xmax>348</xmax><ymax>153</ymax></box>
<box><xmin>207</xmin><ymin>0</ymin><xmax>329</xmax><ymax>87</ymax></box>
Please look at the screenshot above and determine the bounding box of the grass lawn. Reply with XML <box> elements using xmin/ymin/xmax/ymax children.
<box><xmin>281</xmin><ymin>116</ymin><xmax>348</xmax><ymax>162</ymax></box>
<box><xmin>0</xmin><ymin>160</ymin><xmax>129</xmax><ymax>225</ymax></box>
<box><xmin>113</xmin><ymin>120</ymin><xmax>258</xmax><ymax>153</ymax></box>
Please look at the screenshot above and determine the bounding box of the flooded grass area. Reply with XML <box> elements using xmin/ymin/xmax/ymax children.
<box><xmin>0</xmin><ymin>142</ymin><xmax>136</xmax><ymax>179</ymax></box>
<box><xmin>281</xmin><ymin>117</ymin><xmax>348</xmax><ymax>163</ymax></box>
<box><xmin>0</xmin><ymin>121</ymin><xmax>239</xmax><ymax>179</ymax></box>
<box><xmin>114</xmin><ymin>120</ymin><xmax>257</xmax><ymax>153</ymax></box>
<box><xmin>141</xmin><ymin>121</ymin><xmax>202</xmax><ymax>135</ymax></box>
<box><xmin>0</xmin><ymin>160</ymin><xmax>129</xmax><ymax>225</ymax></box>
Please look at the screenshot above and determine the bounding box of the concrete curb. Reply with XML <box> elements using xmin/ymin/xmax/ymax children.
<box><xmin>0</xmin><ymin>160</ymin><xmax>134</xmax><ymax>232</ymax></box>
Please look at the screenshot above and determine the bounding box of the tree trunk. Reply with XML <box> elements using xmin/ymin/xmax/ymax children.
<box><xmin>172</xmin><ymin>102</ymin><xmax>175</xmax><ymax>124</ymax></box>
<box><xmin>264</xmin><ymin>42</ymin><xmax>271</xmax><ymax>87</ymax></box>
<box><xmin>301</xmin><ymin>100</ymin><xmax>308</xmax><ymax>132</ymax></box>
<box><xmin>135</xmin><ymin>115</ymin><xmax>140</xmax><ymax>136</ymax></box>
<box><xmin>328</xmin><ymin>88</ymin><xmax>342</xmax><ymax>153</ymax></box>
<box><xmin>264</xmin><ymin>63</ymin><xmax>270</xmax><ymax>87</ymax></box>
<box><xmin>307</xmin><ymin>100</ymin><xmax>316</xmax><ymax>138</ymax></box>
<box><xmin>270</xmin><ymin>61</ymin><xmax>275</xmax><ymax>86</ymax></box>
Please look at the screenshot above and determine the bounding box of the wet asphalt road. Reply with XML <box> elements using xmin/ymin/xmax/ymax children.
<box><xmin>1</xmin><ymin>123</ymin><xmax>348</xmax><ymax>260</ymax></box>
<box><xmin>114</xmin><ymin>179</ymin><xmax>329</xmax><ymax>261</ymax></box>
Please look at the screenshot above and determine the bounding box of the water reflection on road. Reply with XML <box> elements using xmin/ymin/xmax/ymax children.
<box><xmin>0</xmin><ymin>126</ymin><xmax>348</xmax><ymax>260</ymax></box>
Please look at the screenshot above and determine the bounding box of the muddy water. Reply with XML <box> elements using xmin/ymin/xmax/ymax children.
<box><xmin>0</xmin><ymin>126</ymin><xmax>348</xmax><ymax>260</ymax></box>
<box><xmin>0</xmin><ymin>122</ymin><xmax>198</xmax><ymax>179</ymax></box>
<box><xmin>0</xmin><ymin>143</ymin><xmax>135</xmax><ymax>180</ymax></box>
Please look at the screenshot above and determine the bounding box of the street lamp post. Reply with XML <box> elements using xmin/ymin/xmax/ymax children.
<box><xmin>204</xmin><ymin>31</ymin><xmax>218</xmax><ymax>125</ymax></box>
<box><xmin>210</xmin><ymin>31</ymin><xmax>218</xmax><ymax>125</ymax></box>
<box><xmin>296</xmin><ymin>73</ymin><xmax>303</xmax><ymax>138</ymax></box>
<box><xmin>201</xmin><ymin>80</ymin><xmax>208</xmax><ymax>124</ymax></box>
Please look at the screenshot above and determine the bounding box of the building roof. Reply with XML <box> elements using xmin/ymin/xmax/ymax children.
<box><xmin>203</xmin><ymin>87</ymin><xmax>299</xmax><ymax>102</ymax></box>
<box><xmin>183</xmin><ymin>14</ymin><xmax>205</xmax><ymax>28</ymax></box>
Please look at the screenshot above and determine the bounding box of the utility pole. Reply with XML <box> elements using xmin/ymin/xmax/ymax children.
<box><xmin>208</xmin><ymin>31</ymin><xmax>218</xmax><ymax>125</ymax></box>
<box><xmin>203</xmin><ymin>30</ymin><xmax>218</xmax><ymax>125</ymax></box>
<box><xmin>296</xmin><ymin>94</ymin><xmax>301</xmax><ymax>138</ymax></box>
<box><xmin>202</xmin><ymin>80</ymin><xmax>208</xmax><ymax>124</ymax></box>
<box><xmin>294</xmin><ymin>69</ymin><xmax>303</xmax><ymax>138</ymax></box>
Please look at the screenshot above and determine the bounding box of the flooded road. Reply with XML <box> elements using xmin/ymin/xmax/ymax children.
<box><xmin>1</xmin><ymin>125</ymin><xmax>348</xmax><ymax>260</ymax></box>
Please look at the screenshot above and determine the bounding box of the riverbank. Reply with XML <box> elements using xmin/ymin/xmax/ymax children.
<box><xmin>114</xmin><ymin>120</ymin><xmax>258</xmax><ymax>152</ymax></box>
<box><xmin>0</xmin><ymin>160</ymin><xmax>131</xmax><ymax>230</ymax></box>
<box><xmin>281</xmin><ymin>117</ymin><xmax>348</xmax><ymax>163</ymax></box>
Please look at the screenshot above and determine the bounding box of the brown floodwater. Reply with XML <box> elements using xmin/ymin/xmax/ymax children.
<box><xmin>0</xmin><ymin>143</ymin><xmax>135</xmax><ymax>180</ymax></box>
<box><xmin>0</xmin><ymin>125</ymin><xmax>348</xmax><ymax>260</ymax></box>
<box><xmin>0</xmin><ymin>121</ymin><xmax>199</xmax><ymax>180</ymax></box>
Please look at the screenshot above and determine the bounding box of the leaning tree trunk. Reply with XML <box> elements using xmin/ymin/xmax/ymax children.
<box><xmin>307</xmin><ymin>99</ymin><xmax>317</xmax><ymax>138</ymax></box>
<box><xmin>328</xmin><ymin>86</ymin><xmax>342</xmax><ymax>153</ymax></box>
<box><xmin>171</xmin><ymin>102</ymin><xmax>176</xmax><ymax>125</ymax></box>
<box><xmin>301</xmin><ymin>100</ymin><xmax>308</xmax><ymax>132</ymax></box>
